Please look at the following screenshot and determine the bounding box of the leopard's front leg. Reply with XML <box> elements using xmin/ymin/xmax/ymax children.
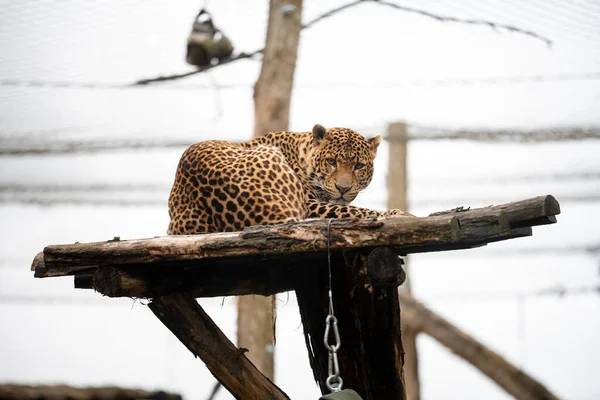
<box><xmin>305</xmin><ymin>199</ymin><xmax>410</xmax><ymax>219</ymax></box>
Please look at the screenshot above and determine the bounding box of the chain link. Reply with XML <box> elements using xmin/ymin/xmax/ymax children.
<box><xmin>324</xmin><ymin>219</ymin><xmax>343</xmax><ymax>392</ymax></box>
<box><xmin>324</xmin><ymin>314</ymin><xmax>342</xmax><ymax>392</ymax></box>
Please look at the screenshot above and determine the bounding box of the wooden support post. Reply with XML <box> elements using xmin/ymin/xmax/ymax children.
<box><xmin>295</xmin><ymin>247</ymin><xmax>407</xmax><ymax>400</ymax></box>
<box><xmin>386</xmin><ymin>122</ymin><xmax>409</xmax><ymax>218</ymax></box>
<box><xmin>253</xmin><ymin>0</ymin><xmax>303</xmax><ymax>138</ymax></box>
<box><xmin>238</xmin><ymin>0</ymin><xmax>303</xmax><ymax>380</ymax></box>
<box><xmin>148</xmin><ymin>293</ymin><xmax>290</xmax><ymax>400</ymax></box>
<box><xmin>387</xmin><ymin>121</ymin><xmax>420</xmax><ymax>400</ymax></box>
<box><xmin>237</xmin><ymin>294</ymin><xmax>275</xmax><ymax>379</ymax></box>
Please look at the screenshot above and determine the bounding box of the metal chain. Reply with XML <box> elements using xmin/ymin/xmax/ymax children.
<box><xmin>324</xmin><ymin>218</ymin><xmax>343</xmax><ymax>392</ymax></box>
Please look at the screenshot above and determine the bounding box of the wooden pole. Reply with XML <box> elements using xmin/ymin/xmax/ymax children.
<box><xmin>294</xmin><ymin>247</ymin><xmax>407</xmax><ymax>399</ymax></box>
<box><xmin>149</xmin><ymin>293</ymin><xmax>290</xmax><ymax>400</ymax></box>
<box><xmin>253</xmin><ymin>0</ymin><xmax>303</xmax><ymax>138</ymax></box>
<box><xmin>238</xmin><ymin>0</ymin><xmax>303</xmax><ymax>381</ymax></box>
<box><xmin>387</xmin><ymin>122</ymin><xmax>420</xmax><ymax>400</ymax></box>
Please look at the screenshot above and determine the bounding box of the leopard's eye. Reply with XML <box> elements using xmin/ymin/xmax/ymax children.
<box><xmin>326</xmin><ymin>158</ymin><xmax>337</xmax><ymax>167</ymax></box>
<box><xmin>354</xmin><ymin>162</ymin><xmax>365</xmax><ymax>170</ymax></box>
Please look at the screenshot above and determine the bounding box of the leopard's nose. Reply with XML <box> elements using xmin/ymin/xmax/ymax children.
<box><xmin>335</xmin><ymin>183</ymin><xmax>351</xmax><ymax>195</ymax></box>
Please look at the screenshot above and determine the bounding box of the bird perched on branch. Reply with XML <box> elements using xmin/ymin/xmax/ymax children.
<box><xmin>186</xmin><ymin>9</ymin><xmax>234</xmax><ymax>67</ymax></box>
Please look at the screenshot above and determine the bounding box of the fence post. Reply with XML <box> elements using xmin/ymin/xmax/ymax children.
<box><xmin>387</xmin><ymin>122</ymin><xmax>420</xmax><ymax>400</ymax></box>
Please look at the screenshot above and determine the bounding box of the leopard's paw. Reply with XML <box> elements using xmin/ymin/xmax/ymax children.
<box><xmin>384</xmin><ymin>209</ymin><xmax>411</xmax><ymax>217</ymax></box>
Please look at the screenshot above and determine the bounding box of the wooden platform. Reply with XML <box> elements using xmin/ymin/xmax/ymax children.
<box><xmin>32</xmin><ymin>195</ymin><xmax>560</xmax><ymax>299</ymax></box>
<box><xmin>29</xmin><ymin>195</ymin><xmax>561</xmax><ymax>400</ymax></box>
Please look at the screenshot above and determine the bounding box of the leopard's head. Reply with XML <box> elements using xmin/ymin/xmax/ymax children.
<box><xmin>309</xmin><ymin>124</ymin><xmax>381</xmax><ymax>205</ymax></box>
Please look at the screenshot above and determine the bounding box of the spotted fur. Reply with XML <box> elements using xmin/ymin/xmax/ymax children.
<box><xmin>168</xmin><ymin>124</ymin><xmax>405</xmax><ymax>235</ymax></box>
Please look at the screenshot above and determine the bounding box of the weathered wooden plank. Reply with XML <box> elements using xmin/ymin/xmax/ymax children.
<box><xmin>32</xmin><ymin>196</ymin><xmax>561</xmax><ymax>279</ymax></box>
<box><xmin>33</xmin><ymin>258</ymin><xmax>95</xmax><ymax>277</ymax></box>
<box><xmin>32</xmin><ymin>196</ymin><xmax>560</xmax><ymax>300</ymax></box>
<box><xmin>45</xmin><ymin>212</ymin><xmax>524</xmax><ymax>297</ymax></box>
<box><xmin>76</xmin><ymin>255</ymin><xmax>297</xmax><ymax>298</ymax></box>
<box><xmin>430</xmin><ymin>194</ymin><xmax>560</xmax><ymax>228</ymax></box>
<box><xmin>74</xmin><ymin>247</ymin><xmax>402</xmax><ymax>298</ymax></box>
<box><xmin>35</xmin><ymin>216</ymin><xmax>460</xmax><ymax>275</ymax></box>
<box><xmin>148</xmin><ymin>293</ymin><xmax>290</xmax><ymax>400</ymax></box>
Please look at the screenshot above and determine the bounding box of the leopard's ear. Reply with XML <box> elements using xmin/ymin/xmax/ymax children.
<box><xmin>312</xmin><ymin>124</ymin><xmax>328</xmax><ymax>144</ymax></box>
<box><xmin>369</xmin><ymin>135</ymin><xmax>382</xmax><ymax>155</ymax></box>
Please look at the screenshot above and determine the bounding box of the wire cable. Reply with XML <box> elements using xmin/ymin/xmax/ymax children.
<box><xmin>3</xmin><ymin>72</ymin><xmax>600</xmax><ymax>91</ymax></box>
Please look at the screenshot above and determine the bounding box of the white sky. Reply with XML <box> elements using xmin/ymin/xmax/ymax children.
<box><xmin>0</xmin><ymin>1</ymin><xmax>599</xmax><ymax>399</ymax></box>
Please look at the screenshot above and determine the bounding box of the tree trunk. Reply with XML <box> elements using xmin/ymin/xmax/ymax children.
<box><xmin>253</xmin><ymin>0</ymin><xmax>303</xmax><ymax>138</ymax></box>
<box><xmin>238</xmin><ymin>0</ymin><xmax>303</xmax><ymax>381</ymax></box>
<box><xmin>294</xmin><ymin>247</ymin><xmax>407</xmax><ymax>399</ymax></box>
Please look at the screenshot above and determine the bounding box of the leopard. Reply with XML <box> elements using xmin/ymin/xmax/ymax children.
<box><xmin>167</xmin><ymin>124</ymin><xmax>407</xmax><ymax>235</ymax></box>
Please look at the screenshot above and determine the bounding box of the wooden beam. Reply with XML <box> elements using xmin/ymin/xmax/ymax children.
<box><xmin>32</xmin><ymin>196</ymin><xmax>560</xmax><ymax>300</ymax></box>
<box><xmin>147</xmin><ymin>292</ymin><xmax>290</xmax><ymax>400</ymax></box>
<box><xmin>35</xmin><ymin>215</ymin><xmax>460</xmax><ymax>276</ymax></box>
<box><xmin>400</xmin><ymin>293</ymin><xmax>560</xmax><ymax>400</ymax></box>
<box><xmin>73</xmin><ymin>258</ymin><xmax>296</xmax><ymax>298</ymax></box>
<box><xmin>0</xmin><ymin>384</ymin><xmax>181</xmax><ymax>400</ymax></box>
<box><xmin>429</xmin><ymin>194</ymin><xmax>560</xmax><ymax>229</ymax></box>
<box><xmin>66</xmin><ymin>215</ymin><xmax>459</xmax><ymax>298</ymax></box>
<box><xmin>36</xmin><ymin>195</ymin><xmax>560</xmax><ymax>277</ymax></box>
<box><xmin>295</xmin><ymin>247</ymin><xmax>407</xmax><ymax>399</ymax></box>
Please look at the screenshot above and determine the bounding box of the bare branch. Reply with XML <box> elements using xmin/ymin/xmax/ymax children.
<box><xmin>375</xmin><ymin>0</ymin><xmax>552</xmax><ymax>47</ymax></box>
<box><xmin>132</xmin><ymin>1</ymin><xmax>370</xmax><ymax>86</ymax></box>
<box><xmin>302</xmin><ymin>0</ymin><xmax>366</xmax><ymax>29</ymax></box>
<box><xmin>133</xmin><ymin>50</ymin><xmax>262</xmax><ymax>86</ymax></box>
<box><xmin>133</xmin><ymin>0</ymin><xmax>552</xmax><ymax>86</ymax></box>
<box><xmin>136</xmin><ymin>4</ymin><xmax>548</xmax><ymax>87</ymax></box>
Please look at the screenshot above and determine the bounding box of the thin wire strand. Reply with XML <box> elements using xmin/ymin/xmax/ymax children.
<box><xmin>447</xmin><ymin>1</ymin><xmax>600</xmax><ymax>48</ymax></box>
<box><xmin>4</xmin><ymin>72</ymin><xmax>600</xmax><ymax>91</ymax></box>
<box><xmin>425</xmin><ymin>284</ymin><xmax>600</xmax><ymax>302</ymax></box>
<box><xmin>327</xmin><ymin>218</ymin><xmax>334</xmax><ymax>316</ymax></box>
<box><xmin>375</xmin><ymin>0</ymin><xmax>552</xmax><ymax>47</ymax></box>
